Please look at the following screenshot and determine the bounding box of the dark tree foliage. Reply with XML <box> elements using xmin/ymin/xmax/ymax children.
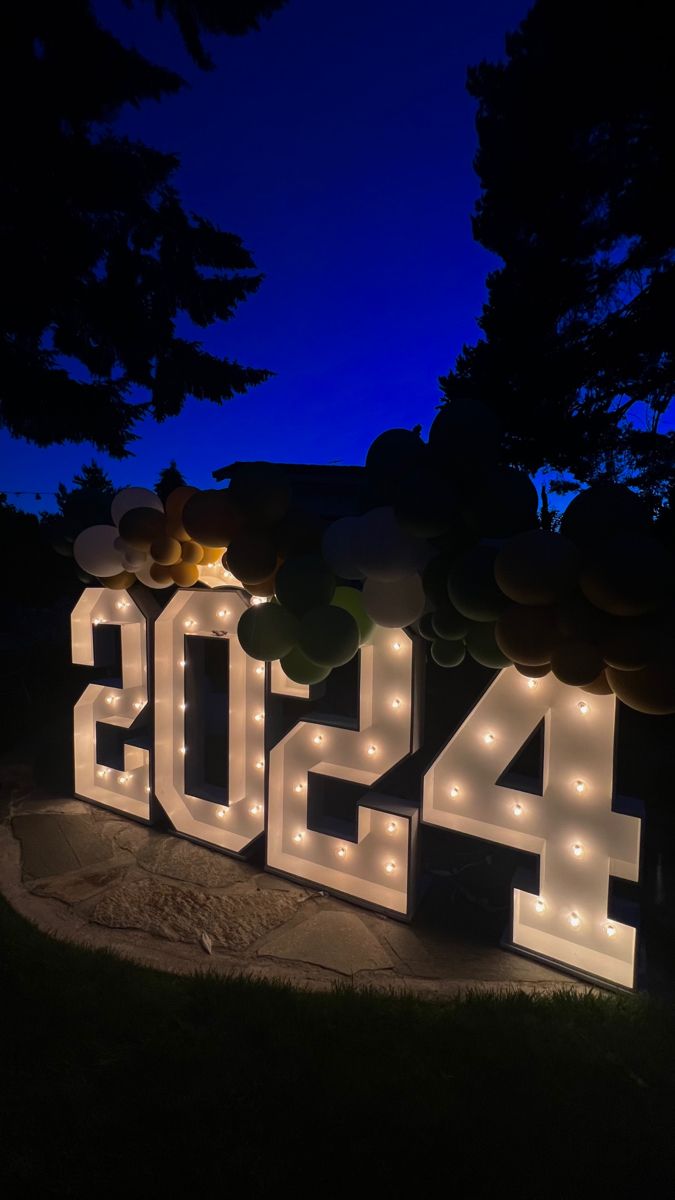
<box><xmin>440</xmin><ymin>0</ymin><xmax>675</xmax><ymax>506</ymax></box>
<box><xmin>0</xmin><ymin>1</ymin><xmax>285</xmax><ymax>457</ymax></box>
<box><xmin>155</xmin><ymin>459</ymin><xmax>187</xmax><ymax>502</ymax></box>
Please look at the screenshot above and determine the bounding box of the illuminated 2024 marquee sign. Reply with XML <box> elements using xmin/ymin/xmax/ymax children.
<box><xmin>72</xmin><ymin>586</ymin><xmax>642</xmax><ymax>990</ymax></box>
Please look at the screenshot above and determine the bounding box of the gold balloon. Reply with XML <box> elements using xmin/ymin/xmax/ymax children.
<box><xmin>150</xmin><ymin>535</ymin><xmax>182</xmax><ymax>565</ymax></box>
<box><xmin>165</xmin><ymin>514</ymin><xmax>191</xmax><ymax>542</ymax></box>
<box><xmin>200</xmin><ymin>546</ymin><xmax>227</xmax><ymax>568</ymax></box>
<box><xmin>150</xmin><ymin>562</ymin><xmax>175</xmax><ymax>584</ymax></box>
<box><xmin>170</xmin><ymin>561</ymin><xmax>200</xmax><ymax>587</ymax></box>
<box><xmin>118</xmin><ymin>507</ymin><xmax>166</xmax><ymax>550</ymax></box>
<box><xmin>101</xmin><ymin>570</ymin><xmax>136</xmax><ymax>590</ymax></box>
<box><xmin>165</xmin><ymin>485</ymin><xmax>198</xmax><ymax>520</ymax></box>
<box><xmin>181</xmin><ymin>541</ymin><xmax>205</xmax><ymax>565</ymax></box>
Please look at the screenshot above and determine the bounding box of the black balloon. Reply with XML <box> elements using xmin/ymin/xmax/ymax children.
<box><xmin>606</xmin><ymin>639</ymin><xmax>675</xmax><ymax>714</ymax></box>
<box><xmin>560</xmin><ymin>484</ymin><xmax>651</xmax><ymax>550</ymax></box>
<box><xmin>298</xmin><ymin>604</ymin><xmax>360</xmax><ymax>667</ymax></box>
<box><xmin>225</xmin><ymin>532</ymin><xmax>277</xmax><ymax>584</ymax></box>
<box><xmin>448</xmin><ymin>544</ymin><xmax>510</xmax><ymax>622</ymax></box>
<box><xmin>495</xmin><ymin>530</ymin><xmax>580</xmax><ymax>606</ymax></box>
<box><xmin>431</xmin><ymin>603</ymin><xmax>469</xmax><ymax>641</ymax></box>
<box><xmin>550</xmin><ymin>640</ymin><xmax>604</xmax><ymax>686</ymax></box>
<box><xmin>431</xmin><ymin>638</ymin><xmax>466</xmax><ymax>667</ymax></box>
<box><xmin>465</xmin><ymin>621</ymin><xmax>511</xmax><ymax>668</ymax></box>
<box><xmin>495</xmin><ymin>603</ymin><xmax>560</xmax><ymax>665</ymax></box>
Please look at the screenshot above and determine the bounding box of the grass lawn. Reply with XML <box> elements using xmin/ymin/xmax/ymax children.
<box><xmin>1</xmin><ymin>895</ymin><xmax>675</xmax><ymax>1197</ymax></box>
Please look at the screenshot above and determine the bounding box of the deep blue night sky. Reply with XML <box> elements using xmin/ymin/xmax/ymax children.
<box><xmin>1</xmin><ymin>0</ymin><xmax>532</xmax><ymax>514</ymax></box>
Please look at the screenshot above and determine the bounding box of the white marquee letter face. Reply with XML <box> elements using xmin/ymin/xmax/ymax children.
<box><xmin>423</xmin><ymin>668</ymin><xmax>641</xmax><ymax>988</ymax></box>
<box><xmin>72</xmin><ymin>588</ymin><xmax>151</xmax><ymax>820</ymax></box>
<box><xmin>267</xmin><ymin>629</ymin><xmax>418</xmax><ymax>915</ymax></box>
<box><xmin>154</xmin><ymin>589</ymin><xmax>265</xmax><ymax>854</ymax></box>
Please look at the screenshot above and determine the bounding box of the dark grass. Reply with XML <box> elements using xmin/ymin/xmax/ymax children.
<box><xmin>2</xmin><ymin>897</ymin><xmax>675</xmax><ymax>1197</ymax></box>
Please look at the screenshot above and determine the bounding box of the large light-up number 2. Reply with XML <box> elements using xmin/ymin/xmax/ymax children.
<box><xmin>72</xmin><ymin>588</ymin><xmax>151</xmax><ymax>820</ymax></box>
<box><xmin>154</xmin><ymin>588</ymin><xmax>265</xmax><ymax>854</ymax></box>
<box><xmin>267</xmin><ymin>628</ymin><xmax>419</xmax><ymax>915</ymax></box>
<box><xmin>423</xmin><ymin>667</ymin><xmax>641</xmax><ymax>988</ymax></box>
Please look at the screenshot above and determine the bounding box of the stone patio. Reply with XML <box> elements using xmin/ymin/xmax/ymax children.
<box><xmin>0</xmin><ymin>778</ymin><xmax>595</xmax><ymax>996</ymax></box>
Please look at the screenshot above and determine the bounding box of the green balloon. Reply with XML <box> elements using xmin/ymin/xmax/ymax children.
<box><xmin>448</xmin><ymin>544</ymin><xmax>510</xmax><ymax>622</ymax></box>
<box><xmin>280</xmin><ymin>646</ymin><xmax>332</xmax><ymax>684</ymax></box>
<box><xmin>275</xmin><ymin>555</ymin><xmax>336</xmax><ymax>616</ymax></box>
<box><xmin>331</xmin><ymin>586</ymin><xmax>375</xmax><ymax>644</ymax></box>
<box><xmin>431</xmin><ymin>603</ymin><xmax>468</xmax><ymax>641</ymax></box>
<box><xmin>465</xmin><ymin>621</ymin><xmax>511</xmax><ymax>669</ymax></box>
<box><xmin>299</xmin><ymin>605</ymin><xmax>360</xmax><ymax>667</ymax></box>
<box><xmin>237</xmin><ymin>603</ymin><xmax>299</xmax><ymax>661</ymax></box>
<box><xmin>431</xmin><ymin>638</ymin><xmax>466</xmax><ymax>667</ymax></box>
<box><xmin>415</xmin><ymin>612</ymin><xmax>437</xmax><ymax>640</ymax></box>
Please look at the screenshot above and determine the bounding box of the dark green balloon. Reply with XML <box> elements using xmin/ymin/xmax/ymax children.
<box><xmin>465</xmin><ymin>621</ymin><xmax>511</xmax><ymax>669</ymax></box>
<box><xmin>280</xmin><ymin>646</ymin><xmax>332</xmax><ymax>684</ymax></box>
<box><xmin>331</xmin><ymin>586</ymin><xmax>375</xmax><ymax>644</ymax></box>
<box><xmin>431</xmin><ymin>603</ymin><xmax>469</xmax><ymax>641</ymax></box>
<box><xmin>448</xmin><ymin>544</ymin><xmax>510</xmax><ymax>622</ymax></box>
<box><xmin>431</xmin><ymin>638</ymin><xmax>466</xmax><ymax>667</ymax></box>
<box><xmin>275</xmin><ymin>555</ymin><xmax>336</xmax><ymax>616</ymax></box>
<box><xmin>237</xmin><ymin>603</ymin><xmax>299</xmax><ymax>661</ymax></box>
<box><xmin>415</xmin><ymin>612</ymin><xmax>437</xmax><ymax>640</ymax></box>
<box><xmin>298</xmin><ymin>605</ymin><xmax>360</xmax><ymax>667</ymax></box>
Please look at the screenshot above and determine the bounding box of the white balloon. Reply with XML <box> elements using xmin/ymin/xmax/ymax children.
<box><xmin>111</xmin><ymin>487</ymin><xmax>164</xmax><ymax>527</ymax></box>
<box><xmin>121</xmin><ymin>546</ymin><xmax>148</xmax><ymax>570</ymax></box>
<box><xmin>73</xmin><ymin>526</ymin><xmax>125</xmax><ymax>578</ymax></box>
<box><xmin>135</xmin><ymin>561</ymin><xmax>173</xmax><ymax>589</ymax></box>
<box><xmin>362</xmin><ymin>573</ymin><xmax>426</xmax><ymax>627</ymax></box>
<box><xmin>354</xmin><ymin>507</ymin><xmax>429</xmax><ymax>582</ymax></box>
<box><xmin>321</xmin><ymin>517</ymin><xmax>365</xmax><ymax>579</ymax></box>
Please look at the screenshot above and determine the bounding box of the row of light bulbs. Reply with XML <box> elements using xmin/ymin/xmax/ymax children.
<box><xmin>533</xmin><ymin>896</ymin><xmax>617</xmax><ymax>937</ymax></box>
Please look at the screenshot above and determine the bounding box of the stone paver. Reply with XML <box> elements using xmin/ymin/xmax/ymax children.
<box><xmin>136</xmin><ymin>835</ymin><xmax>253</xmax><ymax>889</ymax></box>
<box><xmin>31</xmin><ymin>863</ymin><xmax>129</xmax><ymax>903</ymax></box>
<box><xmin>257</xmin><ymin>910</ymin><xmax>394</xmax><ymax>975</ymax></box>
<box><xmin>12</xmin><ymin>813</ymin><xmax>115</xmax><ymax>880</ymax></box>
<box><xmin>92</xmin><ymin>876</ymin><xmax>305</xmax><ymax>950</ymax></box>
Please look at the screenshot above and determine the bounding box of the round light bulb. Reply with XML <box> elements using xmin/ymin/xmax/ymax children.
<box><xmin>179</xmin><ymin>702</ymin><xmax>187</xmax><ymax>712</ymax></box>
<box><xmin>577</xmin><ymin>701</ymin><xmax>590</xmax><ymax>715</ymax></box>
<box><xmin>386</xmin><ymin>821</ymin><xmax>397</xmax><ymax>834</ymax></box>
<box><xmin>255</xmin><ymin>760</ymin><xmax>264</xmax><ymax>770</ymax></box>
<box><xmin>483</xmin><ymin>732</ymin><xmax>495</xmax><ymax>744</ymax></box>
<box><xmin>575</xmin><ymin>780</ymin><xmax>586</xmax><ymax>794</ymax></box>
<box><xmin>385</xmin><ymin>861</ymin><xmax>396</xmax><ymax>874</ymax></box>
<box><xmin>294</xmin><ymin>783</ymin><xmax>304</xmax><ymax>793</ymax></box>
<box><xmin>293</xmin><ymin>832</ymin><xmax>303</xmax><ymax>843</ymax></box>
<box><xmin>313</xmin><ymin>734</ymin><xmax>323</xmax><ymax>745</ymax></box>
<box><xmin>116</xmin><ymin>599</ymin><xmax>130</xmax><ymax>611</ymax></box>
<box><xmin>392</xmin><ymin>641</ymin><xmax>402</xmax><ymax>651</ymax></box>
<box><xmin>535</xmin><ymin>898</ymin><xmax>545</xmax><ymax>913</ymax></box>
<box><xmin>178</xmin><ymin>660</ymin><xmax>186</xmax><ymax>668</ymax></box>
<box><xmin>255</xmin><ymin>665</ymin><xmax>264</xmax><ymax>676</ymax></box>
<box><xmin>254</xmin><ymin>712</ymin><xmax>264</xmax><ymax>723</ymax></box>
<box><xmin>527</xmin><ymin>678</ymin><xmax>538</xmax><ymax>690</ymax></box>
<box><xmin>367</xmin><ymin>744</ymin><xmax>377</xmax><ymax>756</ymax></box>
<box><xmin>118</xmin><ymin>775</ymin><xmax>129</xmax><ymax>785</ymax></box>
<box><xmin>450</xmin><ymin>786</ymin><xmax>460</xmax><ymax>798</ymax></box>
<box><xmin>391</xmin><ymin>698</ymin><xmax>402</xmax><ymax>709</ymax></box>
<box><xmin>216</xmin><ymin>807</ymin><xmax>226</xmax><ymax>819</ymax></box>
<box><xmin>569</xmin><ymin>912</ymin><xmax>581</xmax><ymax>928</ymax></box>
<box><xmin>250</xmin><ymin>803</ymin><xmax>262</xmax><ymax>815</ymax></box>
<box><xmin>337</xmin><ymin>846</ymin><xmax>347</xmax><ymax>858</ymax></box>
<box><xmin>572</xmin><ymin>842</ymin><xmax>584</xmax><ymax>857</ymax></box>
<box><xmin>217</xmin><ymin>609</ymin><xmax>229</xmax><ymax>619</ymax></box>
<box><xmin>606</xmin><ymin>923</ymin><xmax>617</xmax><ymax>938</ymax></box>
<box><xmin>513</xmin><ymin>802</ymin><xmax>523</xmax><ymax>816</ymax></box>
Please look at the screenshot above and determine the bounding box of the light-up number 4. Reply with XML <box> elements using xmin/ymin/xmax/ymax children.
<box><xmin>422</xmin><ymin>667</ymin><xmax>641</xmax><ymax>988</ymax></box>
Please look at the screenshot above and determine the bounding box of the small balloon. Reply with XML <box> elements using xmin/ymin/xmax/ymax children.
<box><xmin>170</xmin><ymin>562</ymin><xmax>200</xmax><ymax>587</ymax></box>
<box><xmin>150</xmin><ymin>562</ymin><xmax>175</xmax><ymax>585</ymax></box>
<box><xmin>465</xmin><ymin>622</ymin><xmax>511</xmax><ymax>669</ymax></box>
<box><xmin>431</xmin><ymin>603</ymin><xmax>468</xmax><ymax>641</ymax></box>
<box><xmin>150</xmin><ymin>536</ymin><xmax>182</xmax><ymax>566</ymax></box>
<box><xmin>180</xmin><ymin>541</ymin><xmax>205</xmax><ymax>565</ymax></box>
<box><xmin>237</xmin><ymin>603</ymin><xmax>300</xmax><ymax>661</ymax></box>
<box><xmin>431</xmin><ymin>639</ymin><xmax>466</xmax><ymax>667</ymax></box>
<box><xmin>280</xmin><ymin>646</ymin><xmax>332</xmax><ymax>685</ymax></box>
<box><xmin>362</xmin><ymin>574</ymin><xmax>426</xmax><ymax>628</ymax></box>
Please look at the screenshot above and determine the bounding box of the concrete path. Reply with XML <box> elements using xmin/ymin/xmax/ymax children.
<box><xmin>0</xmin><ymin>773</ymin><xmax>593</xmax><ymax>997</ymax></box>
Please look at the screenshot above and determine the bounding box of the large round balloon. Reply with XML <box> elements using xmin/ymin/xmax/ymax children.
<box><xmin>580</xmin><ymin>533</ymin><xmax>675</xmax><ymax>617</ymax></box>
<box><xmin>362</xmin><ymin>574</ymin><xmax>426</xmax><ymax>628</ymax></box>
<box><xmin>165</xmin><ymin>485</ymin><xmax>198</xmax><ymax>520</ymax></box>
<box><xmin>227</xmin><ymin>463</ymin><xmax>291</xmax><ymax>527</ymax></box>
<box><xmin>495</xmin><ymin>531</ymin><xmax>580</xmax><ymax>606</ymax></box>
<box><xmin>465</xmin><ymin>621</ymin><xmax>511</xmax><ymax>669</ymax></box>
<box><xmin>321</xmin><ymin>517</ymin><xmax>365</xmax><ymax>580</ymax></box>
<box><xmin>606</xmin><ymin>640</ymin><xmax>675</xmax><ymax>714</ymax></box>
<box><xmin>298</xmin><ymin>605</ymin><xmax>360</xmax><ymax>667</ymax></box>
<box><xmin>225</xmin><ymin>532</ymin><xmax>277</xmax><ymax>585</ymax></box>
<box><xmin>73</xmin><ymin>525</ymin><xmax>124</xmax><ymax>578</ymax></box>
<box><xmin>515</xmin><ymin>662</ymin><xmax>551</xmax><ymax>679</ymax></box>
<box><xmin>393</xmin><ymin>469</ymin><xmax>457</xmax><ymax>538</ymax></box>
<box><xmin>275</xmin><ymin>555</ymin><xmax>336</xmax><ymax>615</ymax></box>
<box><xmin>365</xmin><ymin>428</ymin><xmax>427</xmax><ymax>501</ymax></box>
<box><xmin>237</xmin><ymin>603</ymin><xmax>299</xmax><ymax>661</ymax></box>
<box><xmin>246</xmin><ymin>574</ymin><xmax>278</xmax><ymax>597</ymax></box>
<box><xmin>422</xmin><ymin>555</ymin><xmax>452</xmax><ymax>609</ymax></box>
<box><xmin>560</xmin><ymin>484</ymin><xmax>651</xmax><ymax>550</ymax></box>
<box><xmin>182</xmin><ymin>489</ymin><xmax>243</xmax><ymax>548</ymax></box>
<box><xmin>118</xmin><ymin>507</ymin><xmax>166</xmax><ymax>551</ymax></box>
<box><xmin>428</xmin><ymin>398</ymin><xmax>500</xmax><ymax>477</ymax></box>
<box><xmin>111</xmin><ymin>488</ymin><xmax>163</xmax><ymax>527</ymax></box>
<box><xmin>415</xmin><ymin>612</ymin><xmax>437</xmax><ymax>640</ymax></box>
<box><xmin>598</xmin><ymin>616</ymin><xmax>658</xmax><ymax>672</ymax></box>
<box><xmin>330</xmin><ymin>585</ymin><xmax>375</xmax><ymax>644</ymax></box>
<box><xmin>462</xmin><ymin>468</ymin><xmax>539</xmax><ymax>539</ymax></box>
<box><xmin>580</xmin><ymin>671</ymin><xmax>613</xmax><ymax>696</ymax></box>
<box><xmin>431</xmin><ymin>603</ymin><xmax>468</xmax><ymax>641</ymax></box>
<box><xmin>280</xmin><ymin>646</ymin><xmax>332</xmax><ymax>685</ymax></box>
<box><xmin>150</xmin><ymin>562</ymin><xmax>175</xmax><ymax>585</ymax></box>
<box><xmin>550</xmin><ymin>640</ymin><xmax>604</xmax><ymax>686</ymax></box>
<box><xmin>353</xmin><ymin>507</ymin><xmax>429</xmax><ymax>582</ymax></box>
<box><xmin>448</xmin><ymin>544</ymin><xmax>510</xmax><ymax>622</ymax></box>
<box><xmin>495</xmin><ymin>603</ymin><xmax>559</xmax><ymax>665</ymax></box>
<box><xmin>180</xmin><ymin>541</ymin><xmax>205</xmax><ymax>565</ymax></box>
<box><xmin>119</xmin><ymin>544</ymin><xmax>148</xmax><ymax>571</ymax></box>
<box><xmin>431</xmin><ymin>638</ymin><xmax>466</xmax><ymax>667</ymax></box>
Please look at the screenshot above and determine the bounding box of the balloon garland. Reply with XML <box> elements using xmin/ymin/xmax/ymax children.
<box><xmin>63</xmin><ymin>401</ymin><xmax>675</xmax><ymax>715</ymax></box>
